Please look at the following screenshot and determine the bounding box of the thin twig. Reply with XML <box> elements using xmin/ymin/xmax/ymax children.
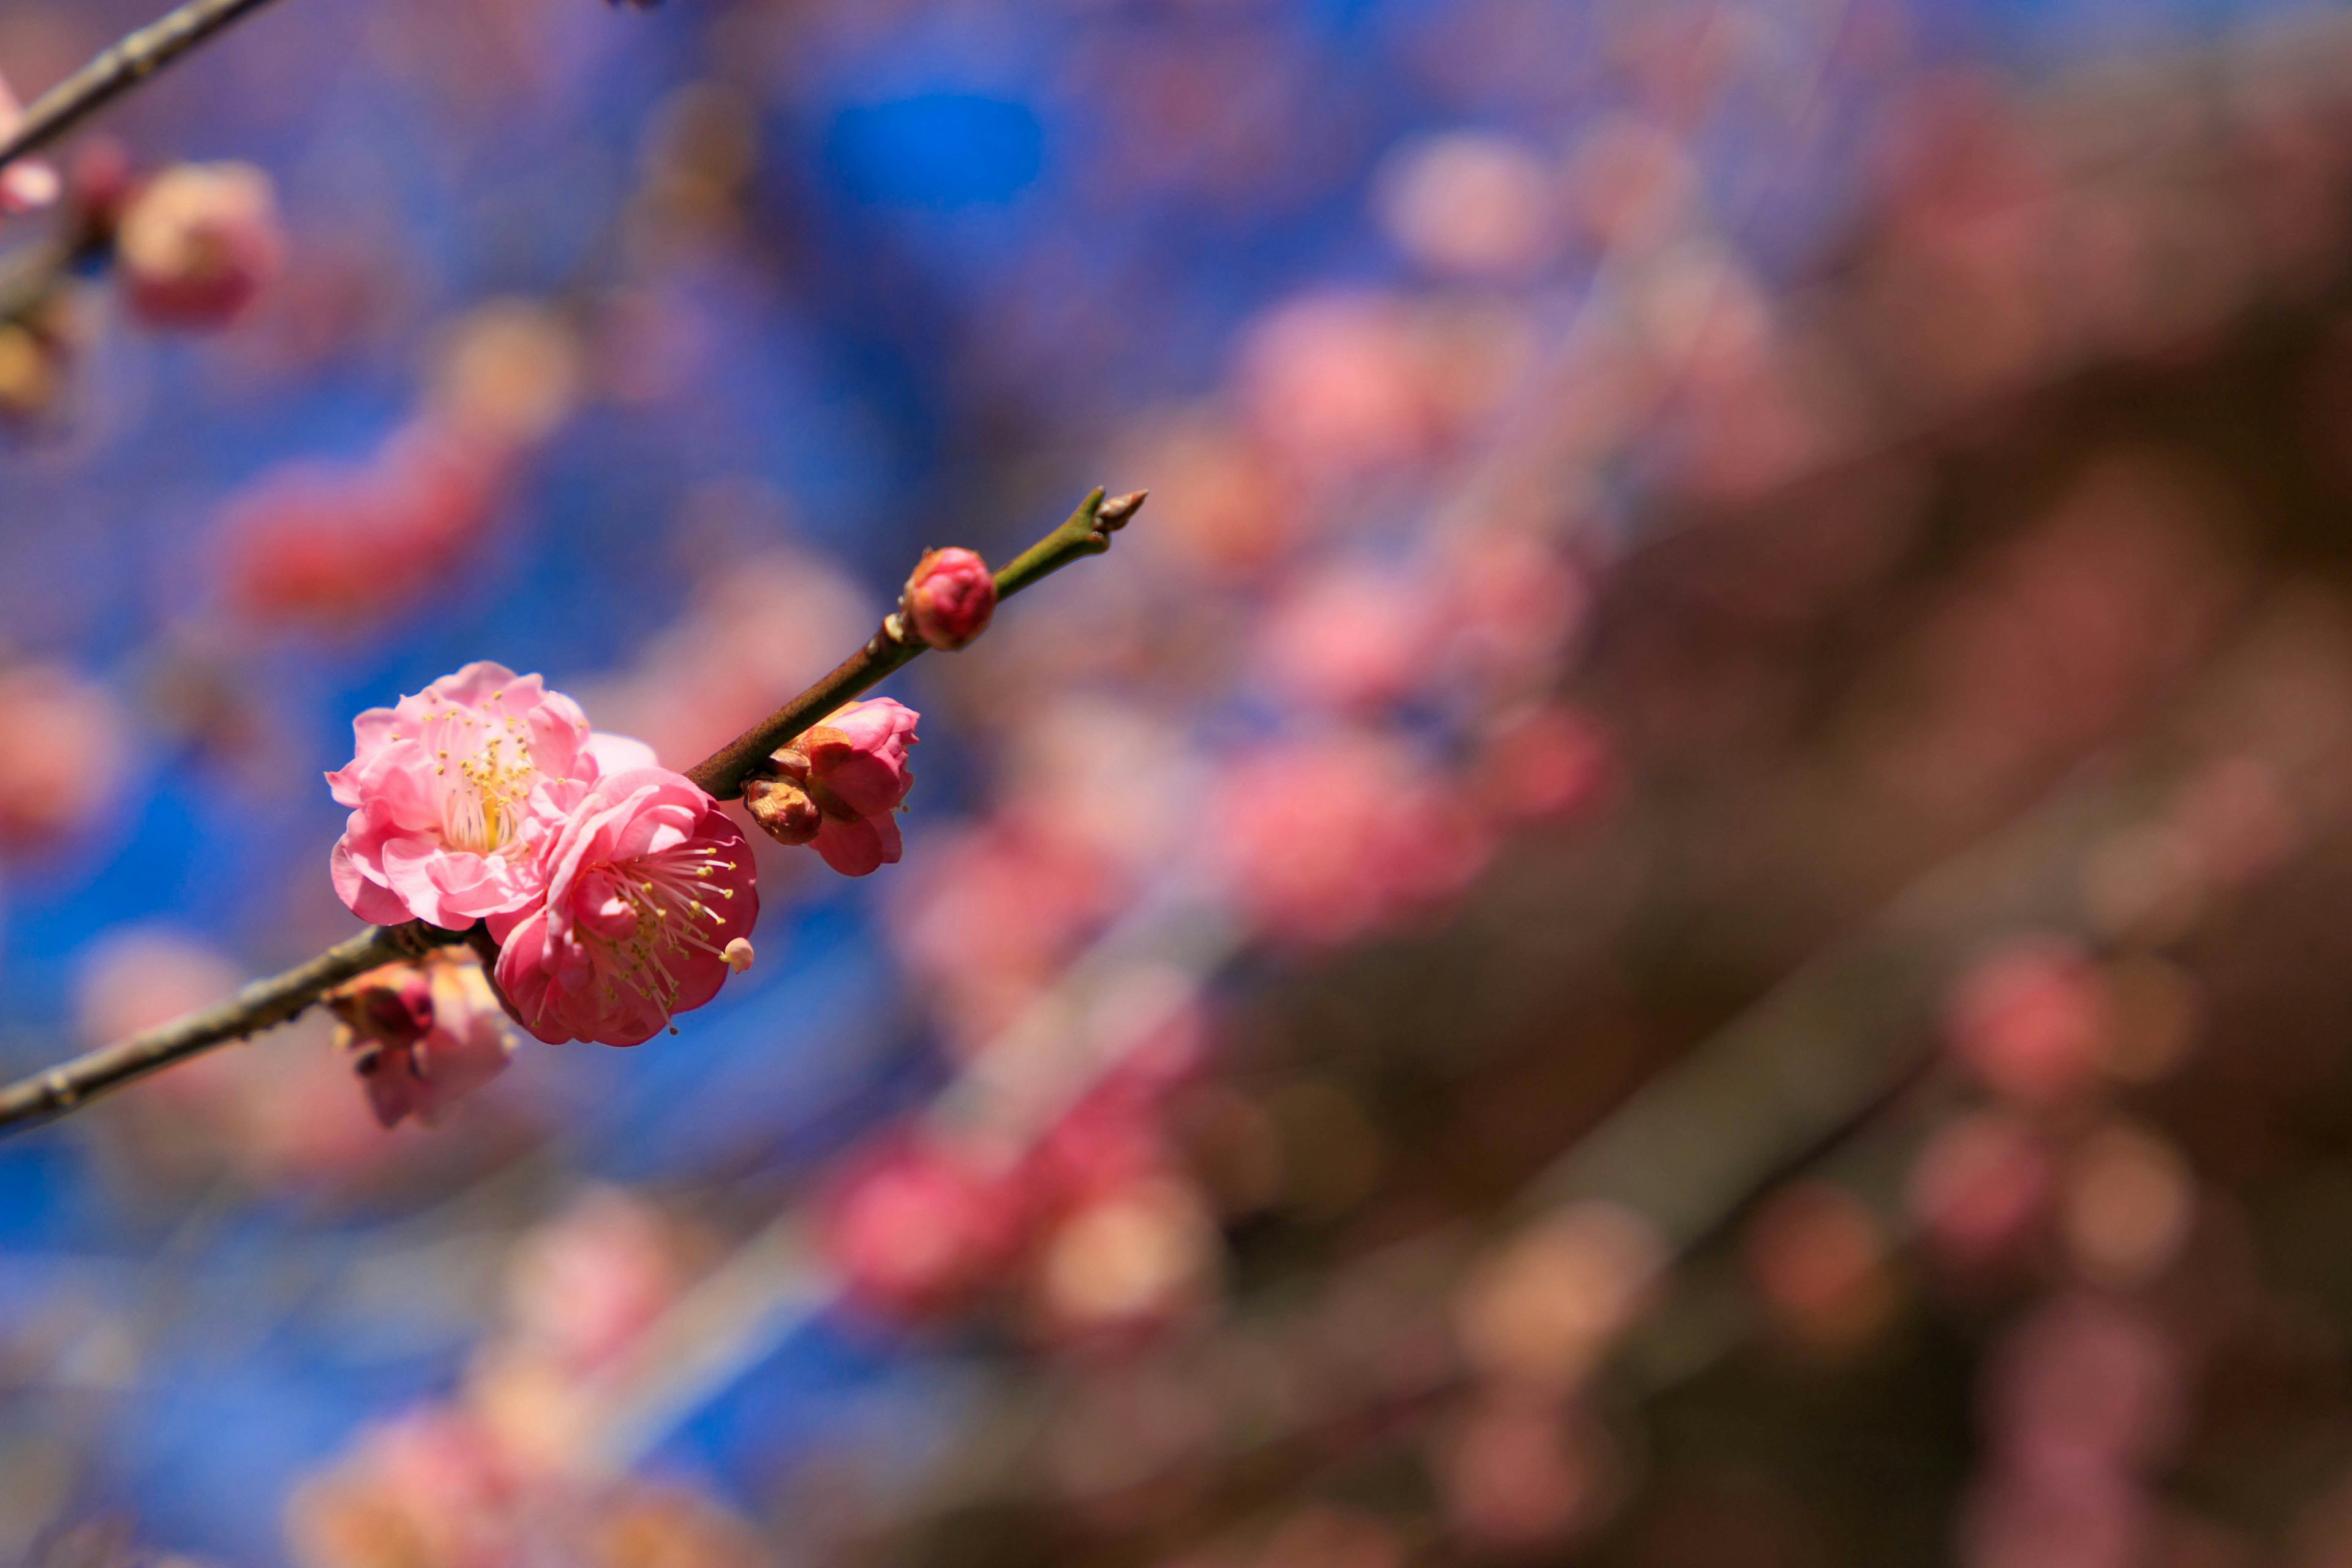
<box><xmin>0</xmin><ymin>488</ymin><xmax>1144</xmax><ymax>1137</ymax></box>
<box><xmin>685</xmin><ymin>487</ymin><xmax>1142</xmax><ymax>799</ymax></box>
<box><xmin>0</xmin><ymin>0</ymin><xmax>289</xmax><ymax>176</ymax></box>
<box><xmin>0</xmin><ymin>920</ymin><xmax>462</xmax><ymax>1131</ymax></box>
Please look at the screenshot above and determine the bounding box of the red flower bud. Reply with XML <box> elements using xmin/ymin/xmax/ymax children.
<box><xmin>900</xmin><ymin>547</ymin><xmax>996</xmax><ymax>651</ymax></box>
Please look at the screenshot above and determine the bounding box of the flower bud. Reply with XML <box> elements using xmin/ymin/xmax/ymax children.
<box><xmin>742</xmin><ymin>772</ymin><xmax>822</xmax><ymax>846</ymax></box>
<box><xmin>900</xmin><ymin>547</ymin><xmax>996</xmax><ymax>650</ymax></box>
<box><xmin>116</xmin><ymin>162</ymin><xmax>284</xmax><ymax>330</ymax></box>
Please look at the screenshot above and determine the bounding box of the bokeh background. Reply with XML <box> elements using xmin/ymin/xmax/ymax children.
<box><xmin>2</xmin><ymin>0</ymin><xmax>2351</xmax><ymax>1562</ymax></box>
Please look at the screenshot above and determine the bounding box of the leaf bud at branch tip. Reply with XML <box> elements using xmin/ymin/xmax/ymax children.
<box><xmin>1097</xmin><ymin>489</ymin><xmax>1148</xmax><ymax>529</ymax></box>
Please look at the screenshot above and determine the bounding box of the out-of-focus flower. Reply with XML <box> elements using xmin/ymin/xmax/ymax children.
<box><xmin>115</xmin><ymin>162</ymin><xmax>284</xmax><ymax>330</ymax></box>
<box><xmin>1946</xmin><ymin>937</ymin><xmax>2109</xmax><ymax>1106</ymax></box>
<box><xmin>0</xmin><ymin>304</ymin><xmax>78</xmax><ymax>424</ymax></box>
<box><xmin>504</xmin><ymin>1188</ymin><xmax>686</xmax><ymax>1373</ymax></box>
<box><xmin>285</xmin><ymin>1408</ymin><xmax>517</xmax><ymax>1568</ymax></box>
<box><xmin>327</xmin><ymin>953</ymin><xmax>515</xmax><ymax>1129</ymax></box>
<box><xmin>489</xmin><ymin>767</ymin><xmax>758</xmax><ymax>1046</ymax></box>
<box><xmin>216</xmin><ymin>417</ymin><xmax>508</xmax><ymax>630</ymax></box>
<box><xmin>1259</xmin><ymin>562</ymin><xmax>1441</xmax><ymax>712</ymax></box>
<box><xmin>575</xmin><ymin>534</ymin><xmax>870</xmax><ymax>768</ymax></box>
<box><xmin>1985</xmin><ymin>1294</ymin><xmax>2183</xmax><ymax>1472</ymax></box>
<box><xmin>1908</xmin><ymin>1110</ymin><xmax>2055</xmax><ymax>1269</ymax></box>
<box><xmin>1455</xmin><ymin>1202</ymin><xmax>1665</xmax><ymax>1393</ymax></box>
<box><xmin>327</xmin><ymin>662</ymin><xmax>649</xmax><ymax>929</ymax></box>
<box><xmin>1217</xmin><ymin>733</ymin><xmax>1493</xmax><ymax>948</ymax></box>
<box><xmin>2061</xmin><ymin>1121</ymin><xmax>2195</xmax><ymax>1289</ymax></box>
<box><xmin>1028</xmin><ymin>1175</ymin><xmax>1219</xmax><ymax>1344</ymax></box>
<box><xmin>0</xmin><ymin>663</ymin><xmax>128</xmax><ymax>850</ymax></box>
<box><xmin>1376</xmin><ymin>132</ymin><xmax>1561</xmax><ymax>279</ymax></box>
<box><xmin>822</xmin><ymin>1135</ymin><xmax>1028</xmax><ymax>1321</ymax></box>
<box><xmin>891</xmin><ymin>811</ymin><xmax>1121</xmax><ymax>1054</ymax></box>
<box><xmin>1743</xmin><ymin>1180</ymin><xmax>1898</xmax><ymax>1352</ymax></box>
<box><xmin>1237</xmin><ymin>293</ymin><xmax>1436</xmax><ymax>478</ymax></box>
<box><xmin>0</xmin><ymin>71</ymin><xmax>59</xmax><ymax>215</ymax></box>
<box><xmin>1475</xmin><ymin>703</ymin><xmax>1616</xmax><ymax>827</ymax></box>
<box><xmin>426</xmin><ymin>298</ymin><xmax>585</xmax><ymax>451</ymax></box>
<box><xmin>743</xmin><ymin>698</ymin><xmax>919</xmax><ymax>876</ymax></box>
<box><xmin>1436</xmin><ymin>1393</ymin><xmax>1616</xmax><ymax>1550</ymax></box>
<box><xmin>1117</xmin><ymin>409</ymin><xmax>1303</xmax><ymax>579</ymax></box>
<box><xmin>900</xmin><ymin>546</ymin><xmax>997</xmax><ymax>650</ymax></box>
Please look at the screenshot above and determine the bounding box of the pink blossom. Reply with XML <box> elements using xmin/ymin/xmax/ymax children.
<box><xmin>900</xmin><ymin>546</ymin><xmax>997</xmax><ymax>650</ymax></box>
<box><xmin>328</xmin><ymin>954</ymin><xmax>515</xmax><ymax>1129</ymax></box>
<box><xmin>889</xmin><ymin>812</ymin><xmax>1120</xmax><ymax>1054</ymax></box>
<box><xmin>116</xmin><ymin>162</ymin><xmax>284</xmax><ymax>330</ymax></box>
<box><xmin>742</xmin><ymin>698</ymin><xmax>919</xmax><ymax>876</ymax></box>
<box><xmin>1946</xmin><ymin>937</ymin><xmax>2109</xmax><ymax>1106</ymax></box>
<box><xmin>1476</xmin><ymin>704</ymin><xmax>1615</xmax><ymax>827</ymax></box>
<box><xmin>505</xmin><ymin>1189</ymin><xmax>684</xmax><ymax>1372</ymax></box>
<box><xmin>328</xmin><ymin>662</ymin><xmax>652</xmax><ymax>930</ymax></box>
<box><xmin>488</xmin><ymin>768</ymin><xmax>758</xmax><ymax>1047</ymax></box>
<box><xmin>822</xmin><ymin>1134</ymin><xmax>1028</xmax><ymax>1320</ymax></box>
<box><xmin>1217</xmin><ymin>733</ymin><xmax>1493</xmax><ymax>948</ymax></box>
<box><xmin>0</xmin><ymin>663</ymin><xmax>129</xmax><ymax>851</ymax></box>
<box><xmin>218</xmin><ymin>417</ymin><xmax>508</xmax><ymax>630</ymax></box>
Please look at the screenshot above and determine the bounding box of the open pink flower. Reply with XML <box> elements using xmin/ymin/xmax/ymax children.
<box><xmin>329</xmin><ymin>954</ymin><xmax>515</xmax><ymax>1129</ymax></box>
<box><xmin>488</xmin><ymin>768</ymin><xmax>758</xmax><ymax>1046</ymax></box>
<box><xmin>328</xmin><ymin>662</ymin><xmax>655</xmax><ymax>930</ymax></box>
<box><xmin>742</xmin><ymin>698</ymin><xmax>919</xmax><ymax>876</ymax></box>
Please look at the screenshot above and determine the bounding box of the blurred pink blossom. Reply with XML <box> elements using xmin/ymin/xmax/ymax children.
<box><xmin>901</xmin><ymin>546</ymin><xmax>997</xmax><ymax>650</ymax></box>
<box><xmin>0</xmin><ymin>663</ymin><xmax>128</xmax><ymax>851</ymax></box>
<box><xmin>116</xmin><ymin>161</ymin><xmax>284</xmax><ymax>329</ymax></box>
<box><xmin>892</xmin><ymin>812</ymin><xmax>1123</xmax><ymax>1053</ymax></box>
<box><xmin>1217</xmin><ymin>733</ymin><xmax>1493</xmax><ymax>948</ymax></box>
<box><xmin>1946</xmin><ymin>937</ymin><xmax>2109</xmax><ymax>1106</ymax></box>
<box><xmin>1376</xmin><ymin>132</ymin><xmax>1561</xmax><ymax>280</ymax></box>
<box><xmin>823</xmin><ymin>1134</ymin><xmax>1030</xmax><ymax>1321</ymax></box>
<box><xmin>1259</xmin><ymin>563</ymin><xmax>1440</xmax><ymax>712</ymax></box>
<box><xmin>1909</xmin><ymin>1110</ymin><xmax>2055</xmax><ymax>1269</ymax></box>
<box><xmin>1475</xmin><ymin>703</ymin><xmax>1615</xmax><ymax>827</ymax></box>
<box><xmin>489</xmin><ymin>767</ymin><xmax>758</xmax><ymax>1046</ymax></box>
<box><xmin>504</xmin><ymin>1188</ymin><xmax>687</xmax><ymax>1373</ymax></box>
<box><xmin>216</xmin><ymin>417</ymin><xmax>509</xmax><ymax>630</ymax></box>
<box><xmin>1238</xmin><ymin>293</ymin><xmax>1436</xmax><ymax>478</ymax></box>
<box><xmin>328</xmin><ymin>954</ymin><xmax>515</xmax><ymax>1129</ymax></box>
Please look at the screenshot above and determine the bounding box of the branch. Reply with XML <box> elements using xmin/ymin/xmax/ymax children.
<box><xmin>685</xmin><ymin>486</ymin><xmax>1143</xmax><ymax>799</ymax></box>
<box><xmin>0</xmin><ymin>920</ymin><xmax>464</xmax><ymax>1131</ymax></box>
<box><xmin>0</xmin><ymin>0</ymin><xmax>289</xmax><ymax>177</ymax></box>
<box><xmin>0</xmin><ymin>488</ymin><xmax>1144</xmax><ymax>1137</ymax></box>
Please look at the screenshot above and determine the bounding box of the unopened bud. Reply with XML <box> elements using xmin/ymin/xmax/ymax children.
<box><xmin>900</xmin><ymin>546</ymin><xmax>996</xmax><ymax>651</ymax></box>
<box><xmin>743</xmin><ymin>772</ymin><xmax>822</xmax><ymax>846</ymax></box>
